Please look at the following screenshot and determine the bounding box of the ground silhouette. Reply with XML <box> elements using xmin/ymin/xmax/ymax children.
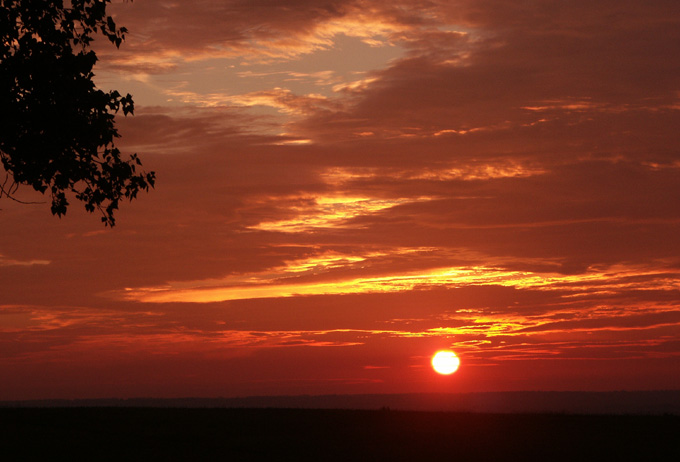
<box><xmin>2</xmin><ymin>407</ymin><xmax>678</xmax><ymax>461</ymax></box>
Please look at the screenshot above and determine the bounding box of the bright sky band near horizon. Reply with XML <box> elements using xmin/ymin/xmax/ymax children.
<box><xmin>1</xmin><ymin>0</ymin><xmax>680</xmax><ymax>399</ymax></box>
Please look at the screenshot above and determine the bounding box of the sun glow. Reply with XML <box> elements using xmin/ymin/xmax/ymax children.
<box><xmin>432</xmin><ymin>350</ymin><xmax>460</xmax><ymax>375</ymax></box>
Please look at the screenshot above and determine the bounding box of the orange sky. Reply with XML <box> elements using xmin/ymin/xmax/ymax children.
<box><xmin>2</xmin><ymin>0</ymin><xmax>680</xmax><ymax>400</ymax></box>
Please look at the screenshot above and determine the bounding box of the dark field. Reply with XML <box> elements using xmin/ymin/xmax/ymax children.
<box><xmin>2</xmin><ymin>408</ymin><xmax>678</xmax><ymax>461</ymax></box>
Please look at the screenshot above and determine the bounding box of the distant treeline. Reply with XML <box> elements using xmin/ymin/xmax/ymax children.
<box><xmin>3</xmin><ymin>390</ymin><xmax>680</xmax><ymax>415</ymax></box>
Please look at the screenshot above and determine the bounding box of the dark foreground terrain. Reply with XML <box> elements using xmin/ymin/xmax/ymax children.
<box><xmin>2</xmin><ymin>408</ymin><xmax>678</xmax><ymax>461</ymax></box>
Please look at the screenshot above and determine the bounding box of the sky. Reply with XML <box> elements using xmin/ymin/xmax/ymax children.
<box><xmin>1</xmin><ymin>0</ymin><xmax>680</xmax><ymax>400</ymax></box>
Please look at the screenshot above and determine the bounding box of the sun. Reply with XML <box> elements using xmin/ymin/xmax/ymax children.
<box><xmin>432</xmin><ymin>350</ymin><xmax>460</xmax><ymax>375</ymax></box>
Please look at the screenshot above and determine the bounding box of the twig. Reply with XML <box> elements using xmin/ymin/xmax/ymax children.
<box><xmin>0</xmin><ymin>173</ymin><xmax>46</xmax><ymax>205</ymax></box>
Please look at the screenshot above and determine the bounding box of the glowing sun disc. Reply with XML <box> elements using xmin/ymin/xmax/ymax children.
<box><xmin>432</xmin><ymin>350</ymin><xmax>460</xmax><ymax>375</ymax></box>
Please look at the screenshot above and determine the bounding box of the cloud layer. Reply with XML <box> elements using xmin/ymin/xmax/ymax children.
<box><xmin>1</xmin><ymin>0</ymin><xmax>679</xmax><ymax>399</ymax></box>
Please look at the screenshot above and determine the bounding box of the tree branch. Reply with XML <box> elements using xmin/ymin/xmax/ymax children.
<box><xmin>0</xmin><ymin>172</ymin><xmax>46</xmax><ymax>205</ymax></box>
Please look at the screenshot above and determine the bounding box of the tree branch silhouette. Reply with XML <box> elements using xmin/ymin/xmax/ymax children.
<box><xmin>0</xmin><ymin>172</ymin><xmax>44</xmax><ymax>204</ymax></box>
<box><xmin>0</xmin><ymin>0</ymin><xmax>154</xmax><ymax>226</ymax></box>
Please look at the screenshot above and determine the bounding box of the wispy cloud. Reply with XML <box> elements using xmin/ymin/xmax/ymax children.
<box><xmin>115</xmin><ymin>258</ymin><xmax>680</xmax><ymax>304</ymax></box>
<box><xmin>248</xmin><ymin>194</ymin><xmax>433</xmax><ymax>232</ymax></box>
<box><xmin>0</xmin><ymin>255</ymin><xmax>50</xmax><ymax>267</ymax></box>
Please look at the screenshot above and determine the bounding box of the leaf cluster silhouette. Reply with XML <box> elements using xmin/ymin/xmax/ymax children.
<box><xmin>0</xmin><ymin>0</ymin><xmax>154</xmax><ymax>226</ymax></box>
